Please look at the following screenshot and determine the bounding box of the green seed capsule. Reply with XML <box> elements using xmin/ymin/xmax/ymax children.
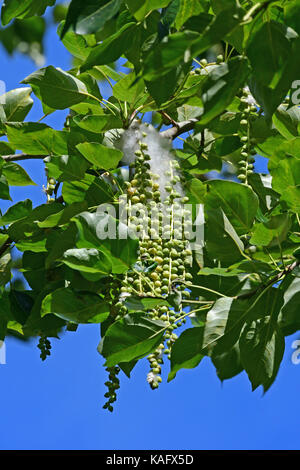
<box><xmin>150</xmin><ymin>272</ymin><xmax>159</xmax><ymax>281</ymax></box>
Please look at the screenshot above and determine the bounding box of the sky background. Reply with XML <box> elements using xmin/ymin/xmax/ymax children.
<box><xmin>0</xmin><ymin>9</ymin><xmax>299</xmax><ymax>451</ymax></box>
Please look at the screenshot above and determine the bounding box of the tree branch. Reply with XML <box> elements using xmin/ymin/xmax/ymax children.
<box><xmin>160</xmin><ymin>119</ymin><xmax>198</xmax><ymax>140</ymax></box>
<box><xmin>236</xmin><ymin>259</ymin><xmax>300</xmax><ymax>301</ymax></box>
<box><xmin>1</xmin><ymin>154</ymin><xmax>46</xmax><ymax>163</ymax></box>
<box><xmin>0</xmin><ymin>120</ymin><xmax>199</xmax><ymax>163</ymax></box>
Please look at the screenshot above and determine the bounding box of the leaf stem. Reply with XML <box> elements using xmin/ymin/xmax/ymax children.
<box><xmin>182</xmin><ymin>282</ymin><xmax>227</xmax><ymax>298</ymax></box>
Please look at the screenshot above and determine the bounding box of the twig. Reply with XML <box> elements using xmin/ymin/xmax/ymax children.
<box><xmin>159</xmin><ymin>111</ymin><xmax>179</xmax><ymax>128</ymax></box>
<box><xmin>1</xmin><ymin>154</ymin><xmax>46</xmax><ymax>163</ymax></box>
<box><xmin>236</xmin><ymin>259</ymin><xmax>300</xmax><ymax>300</ymax></box>
<box><xmin>242</xmin><ymin>0</ymin><xmax>275</xmax><ymax>23</ymax></box>
<box><xmin>161</xmin><ymin>119</ymin><xmax>198</xmax><ymax>140</ymax></box>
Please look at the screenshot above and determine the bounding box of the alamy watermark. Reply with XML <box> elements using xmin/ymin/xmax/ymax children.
<box><xmin>291</xmin><ymin>340</ymin><xmax>300</xmax><ymax>365</ymax></box>
<box><xmin>291</xmin><ymin>81</ymin><xmax>300</xmax><ymax>105</ymax></box>
<box><xmin>0</xmin><ymin>80</ymin><xmax>6</xmax><ymax>102</ymax></box>
<box><xmin>0</xmin><ymin>340</ymin><xmax>6</xmax><ymax>365</ymax></box>
<box><xmin>94</xmin><ymin>197</ymin><xmax>205</xmax><ymax>251</ymax></box>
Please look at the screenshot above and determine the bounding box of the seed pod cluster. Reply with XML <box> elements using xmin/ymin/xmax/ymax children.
<box><xmin>103</xmin><ymin>366</ymin><xmax>120</xmax><ymax>412</ymax></box>
<box><xmin>44</xmin><ymin>176</ymin><xmax>57</xmax><ymax>203</ymax></box>
<box><xmin>37</xmin><ymin>336</ymin><xmax>51</xmax><ymax>361</ymax></box>
<box><xmin>237</xmin><ymin>88</ymin><xmax>257</xmax><ymax>184</ymax></box>
<box><xmin>118</xmin><ymin>133</ymin><xmax>192</xmax><ymax>390</ymax></box>
<box><xmin>101</xmin><ymin>127</ymin><xmax>194</xmax><ymax>410</ymax></box>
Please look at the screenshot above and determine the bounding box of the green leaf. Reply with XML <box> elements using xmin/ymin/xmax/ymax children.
<box><xmin>15</xmin><ymin>234</ymin><xmax>47</xmax><ymax>253</ymax></box>
<box><xmin>167</xmin><ymin>290</ymin><xmax>182</xmax><ymax>310</ymax></box>
<box><xmin>99</xmin><ymin>313</ymin><xmax>166</xmax><ymax>367</ymax></box>
<box><xmin>73</xmin><ymin>114</ymin><xmax>123</xmax><ymax>133</ymax></box>
<box><xmin>41</xmin><ymin>287</ymin><xmax>110</xmax><ymax>324</ymax></box>
<box><xmin>45</xmin><ymin>224</ymin><xmax>77</xmax><ymax>268</ymax></box>
<box><xmin>145</xmin><ymin>65</ymin><xmax>185</xmax><ymax>106</ymax></box>
<box><xmin>279</xmin><ymin>277</ymin><xmax>300</xmax><ymax>335</ymax></box>
<box><xmin>175</xmin><ymin>0</ymin><xmax>204</xmax><ymax>29</ymax></box>
<box><xmin>57</xmin><ymin>22</ymin><xmax>92</xmax><ymax>61</ymax></box>
<box><xmin>168</xmin><ymin>327</ymin><xmax>204</xmax><ymax>381</ymax></box>
<box><xmin>2</xmin><ymin>162</ymin><xmax>36</xmax><ymax>186</ymax></box>
<box><xmin>0</xmin><ymin>175</ymin><xmax>11</xmax><ymax>200</ymax></box>
<box><xmin>0</xmin><ymin>87</ymin><xmax>33</xmax><ymax>122</ymax></box>
<box><xmin>37</xmin><ymin>201</ymin><xmax>88</xmax><ymax>228</ymax></box>
<box><xmin>211</xmin><ymin>343</ymin><xmax>243</xmax><ymax>382</ymax></box>
<box><xmin>250</xmin><ymin>214</ymin><xmax>291</xmax><ymax>248</ymax></box>
<box><xmin>205</xmin><ymin>207</ymin><xmax>244</xmax><ymax>263</ymax></box>
<box><xmin>22</xmin><ymin>66</ymin><xmax>89</xmax><ymax>110</ymax></box>
<box><xmin>62</xmin><ymin>174</ymin><xmax>114</xmax><ymax>206</ymax></box>
<box><xmin>45</xmin><ymin>154</ymin><xmax>90</xmax><ymax>182</ymax></box>
<box><xmin>281</xmin><ymin>186</ymin><xmax>300</xmax><ymax>213</ymax></box>
<box><xmin>76</xmin><ymin>142</ymin><xmax>123</xmax><ymax>170</ymax></box>
<box><xmin>249</xmin><ymin>36</ymin><xmax>300</xmax><ymax>120</ymax></box>
<box><xmin>1</xmin><ymin>0</ymin><xmax>55</xmax><ymax>25</ymax></box>
<box><xmin>206</xmin><ymin>180</ymin><xmax>259</xmax><ymax>235</ymax></box>
<box><xmin>0</xmin><ymin>142</ymin><xmax>15</xmax><ymax>156</ymax></box>
<box><xmin>185</xmin><ymin>178</ymin><xmax>206</xmax><ymax>204</ymax></box>
<box><xmin>142</xmin><ymin>31</ymin><xmax>198</xmax><ymax>81</ymax></box>
<box><xmin>202</xmin><ymin>297</ymin><xmax>246</xmax><ymax>354</ymax></box>
<box><xmin>113</xmin><ymin>72</ymin><xmax>145</xmax><ymax>104</ymax></box>
<box><xmin>61</xmin><ymin>248</ymin><xmax>112</xmax><ymax>275</ymax></box>
<box><xmin>240</xmin><ymin>318</ymin><xmax>285</xmax><ymax>392</ymax></box>
<box><xmin>126</xmin><ymin>0</ymin><xmax>171</xmax><ymax>21</ymax></box>
<box><xmin>270</xmin><ymin>155</ymin><xmax>300</xmax><ymax>193</ymax></box>
<box><xmin>285</xmin><ymin>0</ymin><xmax>300</xmax><ymax>35</ymax></box>
<box><xmin>269</xmin><ymin>152</ymin><xmax>300</xmax><ymax>212</ymax></box>
<box><xmin>190</xmin><ymin>3</ymin><xmax>244</xmax><ymax>57</ymax></box>
<box><xmin>0</xmin><ymin>199</ymin><xmax>32</xmax><ymax>225</ymax></box>
<box><xmin>125</xmin><ymin>296</ymin><xmax>168</xmax><ymax>311</ymax></box>
<box><xmin>80</xmin><ymin>23</ymin><xmax>137</xmax><ymax>72</ymax></box>
<box><xmin>246</xmin><ymin>21</ymin><xmax>292</xmax><ymax>89</ymax></box>
<box><xmin>61</xmin><ymin>0</ymin><xmax>124</xmax><ymax>37</ymax></box>
<box><xmin>0</xmin><ymin>253</ymin><xmax>11</xmax><ymax>286</ymax></box>
<box><xmin>200</xmin><ymin>57</ymin><xmax>250</xmax><ymax>125</ymax></box>
<box><xmin>273</xmin><ymin>107</ymin><xmax>299</xmax><ymax>140</ymax></box>
<box><xmin>8</xmin><ymin>202</ymin><xmax>63</xmax><ymax>241</ymax></box>
<box><xmin>74</xmin><ymin>212</ymin><xmax>139</xmax><ymax>274</ymax></box>
<box><xmin>0</xmin><ymin>291</ymin><xmax>11</xmax><ymax>339</ymax></box>
<box><xmin>9</xmin><ymin>290</ymin><xmax>34</xmax><ymax>325</ymax></box>
<box><xmin>5</xmin><ymin>122</ymin><xmax>68</xmax><ymax>155</ymax></box>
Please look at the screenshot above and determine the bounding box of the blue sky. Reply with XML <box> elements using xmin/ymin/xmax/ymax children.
<box><xmin>0</xmin><ymin>14</ymin><xmax>299</xmax><ymax>451</ymax></box>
